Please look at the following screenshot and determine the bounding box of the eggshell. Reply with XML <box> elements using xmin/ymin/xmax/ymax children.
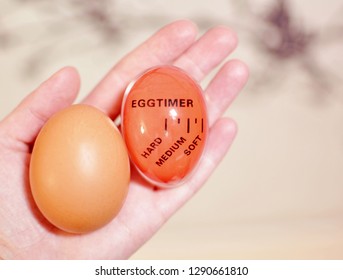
<box><xmin>121</xmin><ymin>66</ymin><xmax>208</xmax><ymax>187</ymax></box>
<box><xmin>29</xmin><ymin>104</ymin><xmax>130</xmax><ymax>234</ymax></box>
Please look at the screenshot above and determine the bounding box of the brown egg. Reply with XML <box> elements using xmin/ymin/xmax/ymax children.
<box><xmin>29</xmin><ymin>104</ymin><xmax>130</xmax><ymax>234</ymax></box>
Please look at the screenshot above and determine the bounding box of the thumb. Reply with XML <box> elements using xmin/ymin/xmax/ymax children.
<box><xmin>1</xmin><ymin>67</ymin><xmax>80</xmax><ymax>151</ymax></box>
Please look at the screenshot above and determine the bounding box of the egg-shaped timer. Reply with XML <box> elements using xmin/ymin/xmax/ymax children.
<box><xmin>121</xmin><ymin>66</ymin><xmax>208</xmax><ymax>187</ymax></box>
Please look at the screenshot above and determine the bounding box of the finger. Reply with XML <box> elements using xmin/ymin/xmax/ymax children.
<box><xmin>82</xmin><ymin>20</ymin><xmax>198</xmax><ymax>119</ymax></box>
<box><xmin>174</xmin><ymin>26</ymin><xmax>238</xmax><ymax>81</ymax></box>
<box><xmin>2</xmin><ymin>67</ymin><xmax>80</xmax><ymax>151</ymax></box>
<box><xmin>205</xmin><ymin>59</ymin><xmax>249</xmax><ymax>126</ymax></box>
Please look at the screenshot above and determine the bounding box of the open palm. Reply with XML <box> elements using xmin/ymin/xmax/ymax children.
<box><xmin>0</xmin><ymin>20</ymin><xmax>248</xmax><ymax>259</ymax></box>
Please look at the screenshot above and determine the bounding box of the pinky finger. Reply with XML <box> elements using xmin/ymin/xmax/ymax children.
<box><xmin>185</xmin><ymin>117</ymin><xmax>237</xmax><ymax>195</ymax></box>
<box><xmin>156</xmin><ymin>117</ymin><xmax>238</xmax><ymax>216</ymax></box>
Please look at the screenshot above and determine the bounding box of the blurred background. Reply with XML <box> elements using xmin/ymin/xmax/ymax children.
<box><xmin>1</xmin><ymin>0</ymin><xmax>343</xmax><ymax>259</ymax></box>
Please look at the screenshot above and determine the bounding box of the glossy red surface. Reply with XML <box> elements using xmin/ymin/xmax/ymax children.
<box><xmin>122</xmin><ymin>66</ymin><xmax>208</xmax><ymax>187</ymax></box>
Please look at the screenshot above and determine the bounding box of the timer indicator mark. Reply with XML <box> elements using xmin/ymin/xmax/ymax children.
<box><xmin>164</xmin><ymin>117</ymin><xmax>205</xmax><ymax>134</ymax></box>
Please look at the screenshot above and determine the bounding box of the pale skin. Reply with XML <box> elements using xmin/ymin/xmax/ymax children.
<box><xmin>0</xmin><ymin>20</ymin><xmax>249</xmax><ymax>259</ymax></box>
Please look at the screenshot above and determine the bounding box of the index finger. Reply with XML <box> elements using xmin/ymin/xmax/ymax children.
<box><xmin>82</xmin><ymin>20</ymin><xmax>198</xmax><ymax>119</ymax></box>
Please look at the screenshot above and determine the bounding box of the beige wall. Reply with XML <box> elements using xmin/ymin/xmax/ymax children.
<box><xmin>1</xmin><ymin>0</ymin><xmax>342</xmax><ymax>259</ymax></box>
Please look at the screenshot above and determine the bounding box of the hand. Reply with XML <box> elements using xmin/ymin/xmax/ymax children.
<box><xmin>0</xmin><ymin>20</ymin><xmax>248</xmax><ymax>259</ymax></box>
